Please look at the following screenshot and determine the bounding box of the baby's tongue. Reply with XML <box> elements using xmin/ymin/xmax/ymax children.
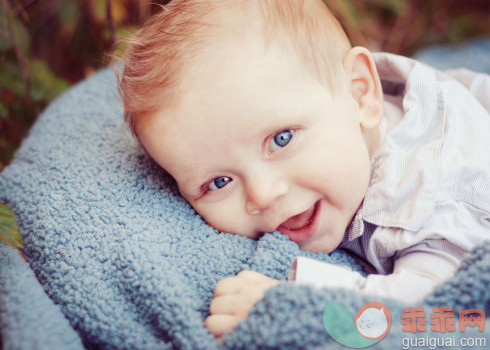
<box><xmin>280</xmin><ymin>206</ymin><xmax>315</xmax><ymax>230</ymax></box>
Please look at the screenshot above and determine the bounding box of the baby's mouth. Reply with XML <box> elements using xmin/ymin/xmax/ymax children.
<box><xmin>280</xmin><ymin>205</ymin><xmax>316</xmax><ymax>230</ymax></box>
<box><xmin>277</xmin><ymin>200</ymin><xmax>321</xmax><ymax>243</ymax></box>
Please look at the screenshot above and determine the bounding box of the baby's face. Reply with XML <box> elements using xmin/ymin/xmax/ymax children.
<box><xmin>137</xmin><ymin>34</ymin><xmax>374</xmax><ymax>253</ymax></box>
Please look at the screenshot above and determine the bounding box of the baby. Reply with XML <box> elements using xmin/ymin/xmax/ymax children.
<box><xmin>118</xmin><ymin>0</ymin><xmax>490</xmax><ymax>339</ymax></box>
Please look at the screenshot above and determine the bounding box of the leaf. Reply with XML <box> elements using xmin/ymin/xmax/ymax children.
<box><xmin>376</xmin><ymin>0</ymin><xmax>407</xmax><ymax>16</ymax></box>
<box><xmin>0</xmin><ymin>0</ymin><xmax>13</xmax><ymax>51</ymax></box>
<box><xmin>94</xmin><ymin>0</ymin><xmax>127</xmax><ymax>27</ymax></box>
<box><xmin>94</xmin><ymin>0</ymin><xmax>109</xmax><ymax>21</ymax></box>
<box><xmin>30</xmin><ymin>60</ymin><xmax>70</xmax><ymax>102</ymax></box>
<box><xmin>0</xmin><ymin>0</ymin><xmax>31</xmax><ymax>55</ymax></box>
<box><xmin>57</xmin><ymin>0</ymin><xmax>80</xmax><ymax>32</ymax></box>
<box><xmin>0</xmin><ymin>59</ymin><xmax>27</xmax><ymax>95</ymax></box>
<box><xmin>0</xmin><ymin>203</ymin><xmax>24</xmax><ymax>248</ymax></box>
<box><xmin>334</xmin><ymin>0</ymin><xmax>361</xmax><ymax>28</ymax></box>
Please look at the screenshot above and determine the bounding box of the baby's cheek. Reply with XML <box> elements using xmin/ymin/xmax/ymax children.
<box><xmin>194</xmin><ymin>203</ymin><xmax>252</xmax><ymax>237</ymax></box>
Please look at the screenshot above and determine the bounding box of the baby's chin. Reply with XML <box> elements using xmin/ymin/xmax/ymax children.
<box><xmin>299</xmin><ymin>241</ymin><xmax>336</xmax><ymax>254</ymax></box>
<box><xmin>297</xmin><ymin>230</ymin><xmax>344</xmax><ymax>254</ymax></box>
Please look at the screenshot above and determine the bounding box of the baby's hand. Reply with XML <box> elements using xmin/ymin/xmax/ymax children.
<box><xmin>204</xmin><ymin>270</ymin><xmax>279</xmax><ymax>339</ymax></box>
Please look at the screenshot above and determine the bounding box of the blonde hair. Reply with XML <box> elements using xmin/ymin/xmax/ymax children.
<box><xmin>117</xmin><ymin>0</ymin><xmax>351</xmax><ymax>134</ymax></box>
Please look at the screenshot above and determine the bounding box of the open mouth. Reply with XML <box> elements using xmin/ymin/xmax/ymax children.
<box><xmin>277</xmin><ymin>200</ymin><xmax>321</xmax><ymax>243</ymax></box>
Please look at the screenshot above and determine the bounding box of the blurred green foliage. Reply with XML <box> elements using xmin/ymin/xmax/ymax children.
<box><xmin>0</xmin><ymin>0</ymin><xmax>489</xmax><ymax>172</ymax></box>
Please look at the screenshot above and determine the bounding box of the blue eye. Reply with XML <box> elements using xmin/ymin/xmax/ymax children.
<box><xmin>208</xmin><ymin>176</ymin><xmax>232</xmax><ymax>191</ymax></box>
<box><xmin>269</xmin><ymin>130</ymin><xmax>293</xmax><ymax>151</ymax></box>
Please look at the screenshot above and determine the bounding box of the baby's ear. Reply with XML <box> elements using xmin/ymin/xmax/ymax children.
<box><xmin>343</xmin><ymin>47</ymin><xmax>383</xmax><ymax>130</ymax></box>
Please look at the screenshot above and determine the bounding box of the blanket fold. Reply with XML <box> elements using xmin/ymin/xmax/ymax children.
<box><xmin>0</xmin><ymin>245</ymin><xmax>84</xmax><ymax>350</ymax></box>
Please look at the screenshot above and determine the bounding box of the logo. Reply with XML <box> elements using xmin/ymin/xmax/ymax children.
<box><xmin>323</xmin><ymin>301</ymin><xmax>392</xmax><ymax>348</ymax></box>
<box><xmin>401</xmin><ymin>306</ymin><xmax>485</xmax><ymax>333</ymax></box>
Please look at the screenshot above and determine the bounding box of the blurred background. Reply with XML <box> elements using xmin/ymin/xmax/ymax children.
<box><xmin>0</xmin><ymin>0</ymin><xmax>489</xmax><ymax>172</ymax></box>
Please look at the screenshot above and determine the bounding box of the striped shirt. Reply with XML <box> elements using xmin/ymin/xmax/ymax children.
<box><xmin>290</xmin><ymin>53</ymin><xmax>490</xmax><ymax>303</ymax></box>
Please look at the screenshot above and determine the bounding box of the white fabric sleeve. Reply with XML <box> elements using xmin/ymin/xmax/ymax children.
<box><xmin>289</xmin><ymin>244</ymin><xmax>461</xmax><ymax>304</ymax></box>
<box><xmin>288</xmin><ymin>256</ymin><xmax>366</xmax><ymax>292</ymax></box>
<box><xmin>359</xmin><ymin>246</ymin><xmax>460</xmax><ymax>303</ymax></box>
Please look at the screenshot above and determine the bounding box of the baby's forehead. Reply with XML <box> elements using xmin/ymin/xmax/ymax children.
<box><xmin>121</xmin><ymin>0</ymin><xmax>350</xmax><ymax>142</ymax></box>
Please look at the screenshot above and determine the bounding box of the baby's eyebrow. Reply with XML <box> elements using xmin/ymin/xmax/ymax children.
<box><xmin>256</xmin><ymin>109</ymin><xmax>310</xmax><ymax>135</ymax></box>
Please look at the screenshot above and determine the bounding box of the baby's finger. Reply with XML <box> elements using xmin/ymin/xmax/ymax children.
<box><xmin>214</xmin><ymin>276</ymin><xmax>248</xmax><ymax>297</ymax></box>
<box><xmin>236</xmin><ymin>270</ymin><xmax>272</xmax><ymax>281</ymax></box>
<box><xmin>204</xmin><ymin>314</ymin><xmax>241</xmax><ymax>338</ymax></box>
<box><xmin>209</xmin><ymin>294</ymin><xmax>249</xmax><ymax>319</ymax></box>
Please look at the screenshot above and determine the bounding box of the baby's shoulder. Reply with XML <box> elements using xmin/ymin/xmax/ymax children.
<box><xmin>434</xmin><ymin>69</ymin><xmax>490</xmax><ymax>211</ymax></box>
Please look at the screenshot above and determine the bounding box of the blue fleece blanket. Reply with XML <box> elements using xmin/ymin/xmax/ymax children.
<box><xmin>1</xmin><ymin>39</ymin><xmax>490</xmax><ymax>349</ymax></box>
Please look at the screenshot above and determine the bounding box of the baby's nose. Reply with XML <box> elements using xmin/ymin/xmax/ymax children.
<box><xmin>245</xmin><ymin>176</ymin><xmax>288</xmax><ymax>215</ymax></box>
